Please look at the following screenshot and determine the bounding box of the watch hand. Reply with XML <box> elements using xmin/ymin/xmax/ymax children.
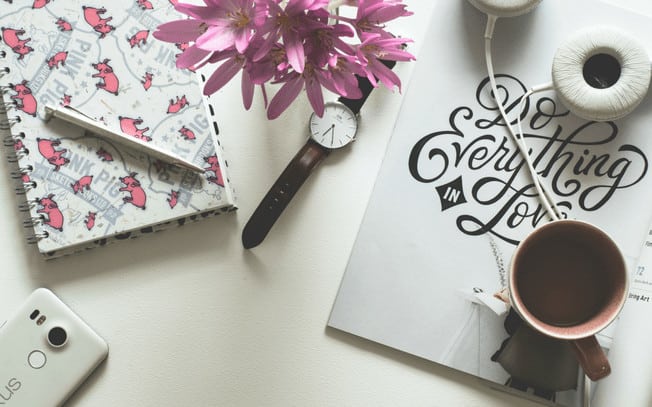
<box><xmin>320</xmin><ymin>124</ymin><xmax>336</xmax><ymax>146</ymax></box>
<box><xmin>321</xmin><ymin>124</ymin><xmax>334</xmax><ymax>138</ymax></box>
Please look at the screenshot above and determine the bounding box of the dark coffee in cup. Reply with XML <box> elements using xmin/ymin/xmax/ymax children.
<box><xmin>509</xmin><ymin>220</ymin><xmax>628</xmax><ymax>381</ymax></box>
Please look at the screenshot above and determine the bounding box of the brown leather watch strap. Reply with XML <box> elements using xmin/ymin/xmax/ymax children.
<box><xmin>242</xmin><ymin>139</ymin><xmax>330</xmax><ymax>249</ymax></box>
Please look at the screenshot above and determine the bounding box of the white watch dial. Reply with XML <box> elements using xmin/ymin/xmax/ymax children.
<box><xmin>309</xmin><ymin>102</ymin><xmax>358</xmax><ymax>149</ymax></box>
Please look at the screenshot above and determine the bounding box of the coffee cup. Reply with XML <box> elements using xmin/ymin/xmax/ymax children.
<box><xmin>508</xmin><ymin>219</ymin><xmax>628</xmax><ymax>381</ymax></box>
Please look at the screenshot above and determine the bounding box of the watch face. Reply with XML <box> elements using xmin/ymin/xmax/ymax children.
<box><xmin>309</xmin><ymin>102</ymin><xmax>358</xmax><ymax>149</ymax></box>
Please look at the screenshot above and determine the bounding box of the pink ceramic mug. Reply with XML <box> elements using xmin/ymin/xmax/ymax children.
<box><xmin>508</xmin><ymin>219</ymin><xmax>628</xmax><ymax>381</ymax></box>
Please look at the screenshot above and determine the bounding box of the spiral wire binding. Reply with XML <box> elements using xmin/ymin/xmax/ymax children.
<box><xmin>1</xmin><ymin>51</ymin><xmax>47</xmax><ymax>244</ymax></box>
<box><xmin>15</xmin><ymin>179</ymin><xmax>37</xmax><ymax>195</ymax></box>
<box><xmin>0</xmin><ymin>100</ymin><xmax>15</xmax><ymax>114</ymax></box>
<box><xmin>6</xmin><ymin>132</ymin><xmax>28</xmax><ymax>163</ymax></box>
<box><xmin>10</xmin><ymin>164</ymin><xmax>32</xmax><ymax>179</ymax></box>
<box><xmin>23</xmin><ymin>214</ymin><xmax>45</xmax><ymax>228</ymax></box>
<box><xmin>26</xmin><ymin>230</ymin><xmax>49</xmax><ymax>245</ymax></box>
<box><xmin>18</xmin><ymin>198</ymin><xmax>38</xmax><ymax>213</ymax></box>
<box><xmin>0</xmin><ymin>114</ymin><xmax>20</xmax><ymax>130</ymax></box>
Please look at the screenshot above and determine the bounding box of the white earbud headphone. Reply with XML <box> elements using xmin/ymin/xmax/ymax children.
<box><xmin>552</xmin><ymin>26</ymin><xmax>651</xmax><ymax>121</ymax></box>
<box><xmin>467</xmin><ymin>0</ymin><xmax>542</xmax><ymax>19</ymax></box>
<box><xmin>468</xmin><ymin>0</ymin><xmax>561</xmax><ymax>221</ymax></box>
<box><xmin>467</xmin><ymin>0</ymin><xmax>652</xmax><ymax>224</ymax></box>
<box><xmin>469</xmin><ymin>0</ymin><xmax>652</xmax><ymax>122</ymax></box>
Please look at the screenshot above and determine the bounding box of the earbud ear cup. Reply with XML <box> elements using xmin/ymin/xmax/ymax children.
<box><xmin>467</xmin><ymin>0</ymin><xmax>542</xmax><ymax>18</ymax></box>
<box><xmin>552</xmin><ymin>26</ymin><xmax>651</xmax><ymax>121</ymax></box>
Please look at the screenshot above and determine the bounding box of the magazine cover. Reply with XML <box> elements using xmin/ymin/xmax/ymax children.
<box><xmin>328</xmin><ymin>0</ymin><xmax>652</xmax><ymax>404</ymax></box>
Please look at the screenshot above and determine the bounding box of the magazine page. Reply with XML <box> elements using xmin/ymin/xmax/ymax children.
<box><xmin>329</xmin><ymin>1</ymin><xmax>652</xmax><ymax>405</ymax></box>
<box><xmin>593</xmin><ymin>227</ymin><xmax>652</xmax><ymax>405</ymax></box>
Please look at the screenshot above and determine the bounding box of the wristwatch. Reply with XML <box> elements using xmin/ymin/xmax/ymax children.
<box><xmin>241</xmin><ymin>60</ymin><xmax>397</xmax><ymax>249</ymax></box>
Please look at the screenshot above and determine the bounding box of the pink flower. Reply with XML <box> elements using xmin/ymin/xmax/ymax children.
<box><xmin>154</xmin><ymin>0</ymin><xmax>415</xmax><ymax>119</ymax></box>
<box><xmin>303</xmin><ymin>8</ymin><xmax>355</xmax><ymax>66</ymax></box>
<box><xmin>253</xmin><ymin>0</ymin><xmax>329</xmax><ymax>73</ymax></box>
<box><xmin>267</xmin><ymin>61</ymin><xmax>332</xmax><ymax>119</ymax></box>
<box><xmin>323</xmin><ymin>54</ymin><xmax>364</xmax><ymax>99</ymax></box>
<box><xmin>353</xmin><ymin>0</ymin><xmax>413</xmax><ymax>38</ymax></box>
<box><xmin>199</xmin><ymin>37</ymin><xmax>280</xmax><ymax>109</ymax></box>
<box><xmin>174</xmin><ymin>0</ymin><xmax>263</xmax><ymax>53</ymax></box>
<box><xmin>356</xmin><ymin>33</ymin><xmax>414</xmax><ymax>90</ymax></box>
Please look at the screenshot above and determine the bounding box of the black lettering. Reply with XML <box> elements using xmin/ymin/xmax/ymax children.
<box><xmin>407</xmin><ymin>74</ymin><xmax>646</xmax><ymax>245</ymax></box>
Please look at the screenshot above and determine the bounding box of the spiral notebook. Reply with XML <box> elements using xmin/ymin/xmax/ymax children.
<box><xmin>0</xmin><ymin>1</ymin><xmax>236</xmax><ymax>259</ymax></box>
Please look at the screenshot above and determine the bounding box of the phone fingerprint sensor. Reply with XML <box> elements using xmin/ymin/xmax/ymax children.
<box><xmin>28</xmin><ymin>350</ymin><xmax>47</xmax><ymax>369</ymax></box>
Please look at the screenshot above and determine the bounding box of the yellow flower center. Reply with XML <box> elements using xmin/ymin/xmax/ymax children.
<box><xmin>361</xmin><ymin>44</ymin><xmax>387</xmax><ymax>58</ymax></box>
<box><xmin>228</xmin><ymin>9</ymin><xmax>250</xmax><ymax>29</ymax></box>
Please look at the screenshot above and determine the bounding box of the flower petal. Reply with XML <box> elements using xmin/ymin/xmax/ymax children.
<box><xmin>241</xmin><ymin>69</ymin><xmax>255</xmax><ymax>110</ymax></box>
<box><xmin>176</xmin><ymin>45</ymin><xmax>212</xmax><ymax>69</ymax></box>
<box><xmin>284</xmin><ymin>31</ymin><xmax>305</xmax><ymax>73</ymax></box>
<box><xmin>196</xmin><ymin>25</ymin><xmax>236</xmax><ymax>51</ymax></box>
<box><xmin>305</xmin><ymin>77</ymin><xmax>324</xmax><ymax>117</ymax></box>
<box><xmin>204</xmin><ymin>58</ymin><xmax>243</xmax><ymax>95</ymax></box>
<box><xmin>267</xmin><ymin>75</ymin><xmax>304</xmax><ymax>119</ymax></box>
<box><xmin>175</xmin><ymin>3</ymin><xmax>223</xmax><ymax>21</ymax></box>
<box><xmin>153</xmin><ymin>20</ymin><xmax>205</xmax><ymax>43</ymax></box>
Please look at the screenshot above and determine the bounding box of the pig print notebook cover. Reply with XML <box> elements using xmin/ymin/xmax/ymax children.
<box><xmin>0</xmin><ymin>1</ymin><xmax>236</xmax><ymax>259</ymax></box>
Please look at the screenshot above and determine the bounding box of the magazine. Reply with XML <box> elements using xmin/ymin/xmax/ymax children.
<box><xmin>328</xmin><ymin>0</ymin><xmax>652</xmax><ymax>405</ymax></box>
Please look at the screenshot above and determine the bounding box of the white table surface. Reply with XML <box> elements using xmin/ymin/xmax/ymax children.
<box><xmin>1</xmin><ymin>1</ymin><xmax>650</xmax><ymax>406</ymax></box>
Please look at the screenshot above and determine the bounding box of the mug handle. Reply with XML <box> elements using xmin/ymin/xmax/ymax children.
<box><xmin>570</xmin><ymin>335</ymin><xmax>611</xmax><ymax>381</ymax></box>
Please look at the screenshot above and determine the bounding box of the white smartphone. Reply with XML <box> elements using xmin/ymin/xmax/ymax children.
<box><xmin>0</xmin><ymin>288</ymin><xmax>108</xmax><ymax>406</ymax></box>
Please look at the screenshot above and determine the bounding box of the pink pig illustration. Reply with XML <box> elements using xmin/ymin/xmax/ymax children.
<box><xmin>83</xmin><ymin>6</ymin><xmax>114</xmax><ymax>38</ymax></box>
<box><xmin>96</xmin><ymin>147</ymin><xmax>113</xmax><ymax>162</ymax></box>
<box><xmin>84</xmin><ymin>211</ymin><xmax>96</xmax><ymax>230</ymax></box>
<box><xmin>60</xmin><ymin>93</ymin><xmax>71</xmax><ymax>106</ymax></box>
<box><xmin>167</xmin><ymin>95</ymin><xmax>188</xmax><ymax>114</ymax></box>
<box><xmin>204</xmin><ymin>154</ymin><xmax>225</xmax><ymax>187</ymax></box>
<box><xmin>10</xmin><ymin>81</ymin><xmax>37</xmax><ymax>117</ymax></box>
<box><xmin>37</xmin><ymin>194</ymin><xmax>64</xmax><ymax>231</ymax></box>
<box><xmin>1</xmin><ymin>28</ymin><xmax>33</xmax><ymax>60</ymax></box>
<box><xmin>141</xmin><ymin>72</ymin><xmax>153</xmax><ymax>91</ymax></box>
<box><xmin>13</xmin><ymin>138</ymin><xmax>25</xmax><ymax>152</ymax></box>
<box><xmin>37</xmin><ymin>138</ymin><xmax>69</xmax><ymax>171</ymax></box>
<box><xmin>138</xmin><ymin>0</ymin><xmax>153</xmax><ymax>9</ymax></box>
<box><xmin>128</xmin><ymin>30</ymin><xmax>149</xmax><ymax>48</ymax></box>
<box><xmin>167</xmin><ymin>190</ymin><xmax>178</xmax><ymax>209</ymax></box>
<box><xmin>92</xmin><ymin>59</ymin><xmax>119</xmax><ymax>95</ymax></box>
<box><xmin>46</xmin><ymin>51</ymin><xmax>67</xmax><ymax>69</ymax></box>
<box><xmin>178</xmin><ymin>126</ymin><xmax>196</xmax><ymax>141</ymax></box>
<box><xmin>119</xmin><ymin>116</ymin><xmax>151</xmax><ymax>141</ymax></box>
<box><xmin>56</xmin><ymin>17</ymin><xmax>72</xmax><ymax>31</ymax></box>
<box><xmin>71</xmin><ymin>175</ymin><xmax>93</xmax><ymax>194</ymax></box>
<box><xmin>119</xmin><ymin>172</ymin><xmax>146</xmax><ymax>209</ymax></box>
<box><xmin>32</xmin><ymin>0</ymin><xmax>51</xmax><ymax>8</ymax></box>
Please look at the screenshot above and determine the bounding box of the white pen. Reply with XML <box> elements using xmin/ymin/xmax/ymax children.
<box><xmin>43</xmin><ymin>105</ymin><xmax>205</xmax><ymax>174</ymax></box>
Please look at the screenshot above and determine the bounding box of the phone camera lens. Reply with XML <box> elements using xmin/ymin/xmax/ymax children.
<box><xmin>47</xmin><ymin>326</ymin><xmax>67</xmax><ymax>348</ymax></box>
